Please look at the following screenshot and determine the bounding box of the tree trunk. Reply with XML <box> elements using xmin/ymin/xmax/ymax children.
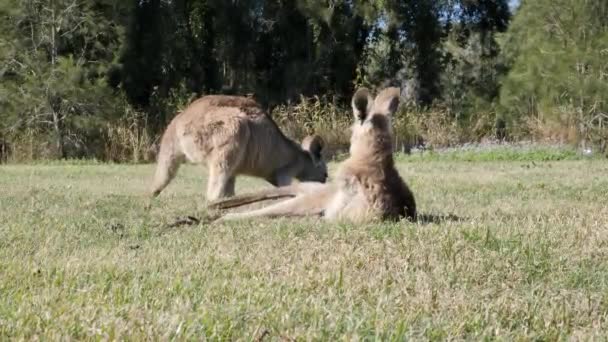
<box><xmin>49</xmin><ymin>0</ymin><xmax>64</xmax><ymax>159</ymax></box>
<box><xmin>52</xmin><ymin>110</ymin><xmax>65</xmax><ymax>159</ymax></box>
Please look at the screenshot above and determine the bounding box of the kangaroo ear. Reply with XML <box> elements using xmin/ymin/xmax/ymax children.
<box><xmin>301</xmin><ymin>135</ymin><xmax>324</xmax><ymax>160</ymax></box>
<box><xmin>351</xmin><ymin>88</ymin><xmax>374</xmax><ymax>122</ymax></box>
<box><xmin>374</xmin><ymin>87</ymin><xmax>401</xmax><ymax>116</ymax></box>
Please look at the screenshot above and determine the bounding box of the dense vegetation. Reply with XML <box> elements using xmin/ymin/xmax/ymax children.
<box><xmin>0</xmin><ymin>0</ymin><xmax>606</xmax><ymax>161</ymax></box>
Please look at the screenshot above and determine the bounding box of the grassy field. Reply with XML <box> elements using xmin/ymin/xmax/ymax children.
<box><xmin>1</xmin><ymin>151</ymin><xmax>608</xmax><ymax>340</ymax></box>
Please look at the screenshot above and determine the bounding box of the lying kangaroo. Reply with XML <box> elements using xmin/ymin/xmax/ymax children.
<box><xmin>150</xmin><ymin>95</ymin><xmax>328</xmax><ymax>201</ymax></box>
<box><xmin>208</xmin><ymin>87</ymin><xmax>417</xmax><ymax>223</ymax></box>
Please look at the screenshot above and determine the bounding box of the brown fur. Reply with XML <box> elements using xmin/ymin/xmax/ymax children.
<box><xmin>150</xmin><ymin>95</ymin><xmax>327</xmax><ymax>201</ymax></box>
<box><xmin>188</xmin><ymin>95</ymin><xmax>261</xmax><ymax>115</ymax></box>
<box><xmin>208</xmin><ymin>87</ymin><xmax>416</xmax><ymax>223</ymax></box>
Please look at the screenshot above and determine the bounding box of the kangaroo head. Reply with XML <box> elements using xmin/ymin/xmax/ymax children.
<box><xmin>297</xmin><ymin>135</ymin><xmax>328</xmax><ymax>183</ymax></box>
<box><xmin>349</xmin><ymin>87</ymin><xmax>401</xmax><ymax>160</ymax></box>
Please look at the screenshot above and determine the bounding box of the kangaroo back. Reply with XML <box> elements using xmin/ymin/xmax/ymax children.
<box><xmin>150</xmin><ymin>94</ymin><xmax>327</xmax><ymax>201</ymax></box>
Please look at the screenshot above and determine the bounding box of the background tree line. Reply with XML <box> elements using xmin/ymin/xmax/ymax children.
<box><xmin>0</xmin><ymin>0</ymin><xmax>606</xmax><ymax>161</ymax></box>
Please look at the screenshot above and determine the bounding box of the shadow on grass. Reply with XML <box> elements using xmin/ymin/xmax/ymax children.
<box><xmin>416</xmin><ymin>213</ymin><xmax>467</xmax><ymax>225</ymax></box>
<box><xmin>163</xmin><ymin>212</ymin><xmax>467</xmax><ymax>228</ymax></box>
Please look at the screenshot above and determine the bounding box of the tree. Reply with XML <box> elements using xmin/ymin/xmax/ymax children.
<box><xmin>0</xmin><ymin>0</ymin><xmax>525</xmax><ymax>160</ymax></box>
<box><xmin>0</xmin><ymin>0</ymin><xmax>124</xmax><ymax>158</ymax></box>
<box><xmin>499</xmin><ymin>0</ymin><xmax>608</xmax><ymax>134</ymax></box>
<box><xmin>296</xmin><ymin>0</ymin><xmax>369</xmax><ymax>99</ymax></box>
<box><xmin>356</xmin><ymin>0</ymin><xmax>510</xmax><ymax>107</ymax></box>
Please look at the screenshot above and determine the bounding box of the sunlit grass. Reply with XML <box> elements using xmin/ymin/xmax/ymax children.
<box><xmin>1</xmin><ymin>157</ymin><xmax>607</xmax><ymax>339</ymax></box>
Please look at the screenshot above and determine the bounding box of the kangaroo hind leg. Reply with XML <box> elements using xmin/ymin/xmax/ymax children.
<box><xmin>206</xmin><ymin>147</ymin><xmax>246</xmax><ymax>201</ymax></box>
<box><xmin>214</xmin><ymin>192</ymin><xmax>325</xmax><ymax>222</ymax></box>
<box><xmin>208</xmin><ymin>182</ymin><xmax>330</xmax><ymax>210</ymax></box>
<box><xmin>149</xmin><ymin>136</ymin><xmax>184</xmax><ymax>197</ymax></box>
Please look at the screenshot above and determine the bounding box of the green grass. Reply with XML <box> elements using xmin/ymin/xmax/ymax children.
<box><xmin>1</xmin><ymin>158</ymin><xmax>608</xmax><ymax>340</ymax></box>
<box><xmin>398</xmin><ymin>144</ymin><xmax>585</xmax><ymax>162</ymax></box>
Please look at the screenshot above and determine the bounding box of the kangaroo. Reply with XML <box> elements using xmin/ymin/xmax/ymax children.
<box><xmin>208</xmin><ymin>87</ymin><xmax>417</xmax><ymax>223</ymax></box>
<box><xmin>149</xmin><ymin>95</ymin><xmax>328</xmax><ymax>201</ymax></box>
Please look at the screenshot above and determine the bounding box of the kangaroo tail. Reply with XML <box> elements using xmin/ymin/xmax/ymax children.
<box><xmin>207</xmin><ymin>185</ymin><xmax>300</xmax><ymax>210</ymax></box>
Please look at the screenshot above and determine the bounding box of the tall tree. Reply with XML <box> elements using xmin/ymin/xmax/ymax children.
<box><xmin>499</xmin><ymin>0</ymin><xmax>608</xmax><ymax>126</ymax></box>
<box><xmin>440</xmin><ymin>0</ymin><xmax>511</xmax><ymax>118</ymax></box>
<box><xmin>119</xmin><ymin>0</ymin><xmax>166</xmax><ymax>109</ymax></box>
<box><xmin>1</xmin><ymin>0</ymin><xmax>124</xmax><ymax>158</ymax></box>
<box><xmin>297</xmin><ymin>0</ymin><xmax>369</xmax><ymax>99</ymax></box>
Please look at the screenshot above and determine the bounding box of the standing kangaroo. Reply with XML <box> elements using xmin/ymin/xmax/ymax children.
<box><xmin>150</xmin><ymin>95</ymin><xmax>328</xmax><ymax>201</ymax></box>
<box><xmin>208</xmin><ymin>87</ymin><xmax>417</xmax><ymax>223</ymax></box>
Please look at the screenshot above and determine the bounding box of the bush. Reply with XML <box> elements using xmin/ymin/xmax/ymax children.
<box><xmin>270</xmin><ymin>95</ymin><xmax>500</xmax><ymax>159</ymax></box>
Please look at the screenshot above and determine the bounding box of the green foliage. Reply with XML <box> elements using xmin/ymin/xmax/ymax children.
<box><xmin>8</xmin><ymin>0</ymin><xmax>605</xmax><ymax>161</ymax></box>
<box><xmin>499</xmin><ymin>0</ymin><xmax>608</xmax><ymax>146</ymax></box>
<box><xmin>441</xmin><ymin>32</ymin><xmax>506</xmax><ymax>119</ymax></box>
<box><xmin>0</xmin><ymin>0</ymin><xmax>514</xmax><ymax>162</ymax></box>
<box><xmin>0</xmin><ymin>0</ymin><xmax>128</xmax><ymax>160</ymax></box>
